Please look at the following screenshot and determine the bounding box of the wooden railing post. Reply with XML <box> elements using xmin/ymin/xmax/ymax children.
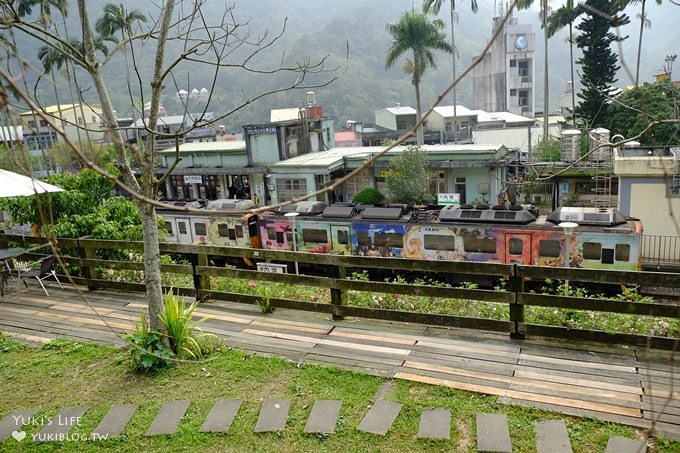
<box><xmin>331</xmin><ymin>264</ymin><xmax>346</xmax><ymax>320</ymax></box>
<box><xmin>77</xmin><ymin>235</ymin><xmax>96</xmax><ymax>291</ymax></box>
<box><xmin>193</xmin><ymin>246</ymin><xmax>211</xmax><ymax>301</ymax></box>
<box><xmin>509</xmin><ymin>264</ymin><xmax>525</xmax><ymax>340</ymax></box>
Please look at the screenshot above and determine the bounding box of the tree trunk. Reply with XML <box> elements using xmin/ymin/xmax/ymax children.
<box><xmin>414</xmin><ymin>76</ymin><xmax>424</xmax><ymax>145</ymax></box>
<box><xmin>635</xmin><ymin>0</ymin><xmax>646</xmax><ymax>87</ymax></box>
<box><xmin>77</xmin><ymin>0</ymin><xmax>166</xmax><ymax>332</ymax></box>
<box><xmin>450</xmin><ymin>4</ymin><xmax>457</xmax><ymax>144</ymax></box>
<box><xmin>543</xmin><ymin>0</ymin><xmax>549</xmax><ymax>142</ymax></box>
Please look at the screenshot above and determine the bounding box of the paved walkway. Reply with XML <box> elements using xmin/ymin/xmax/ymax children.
<box><xmin>0</xmin><ymin>283</ymin><xmax>678</xmax><ymax>447</ymax></box>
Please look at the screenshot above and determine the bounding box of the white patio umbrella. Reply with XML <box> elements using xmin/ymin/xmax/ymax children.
<box><xmin>0</xmin><ymin>169</ymin><xmax>65</xmax><ymax>198</ymax></box>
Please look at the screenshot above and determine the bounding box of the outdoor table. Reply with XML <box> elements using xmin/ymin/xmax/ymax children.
<box><xmin>0</xmin><ymin>247</ymin><xmax>26</xmax><ymax>296</ymax></box>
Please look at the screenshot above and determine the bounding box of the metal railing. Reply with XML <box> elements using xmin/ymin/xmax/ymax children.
<box><xmin>641</xmin><ymin>234</ymin><xmax>680</xmax><ymax>270</ymax></box>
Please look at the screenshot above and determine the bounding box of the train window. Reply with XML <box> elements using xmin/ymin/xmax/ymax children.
<box><xmin>267</xmin><ymin>227</ymin><xmax>277</xmax><ymax>241</ymax></box>
<box><xmin>218</xmin><ymin>224</ymin><xmax>229</xmax><ymax>237</ymax></box>
<box><xmin>583</xmin><ymin>242</ymin><xmax>602</xmax><ymax>260</ymax></box>
<box><xmin>424</xmin><ymin>234</ymin><xmax>456</xmax><ymax>251</ymax></box>
<box><xmin>178</xmin><ymin>222</ymin><xmax>187</xmax><ymax>235</ymax></box>
<box><xmin>508</xmin><ymin>238</ymin><xmax>522</xmax><ymax>255</ymax></box>
<box><xmin>302</xmin><ymin>228</ymin><xmax>328</xmax><ymax>243</ymax></box>
<box><xmin>463</xmin><ymin>236</ymin><xmax>496</xmax><ymax>253</ymax></box>
<box><xmin>194</xmin><ymin>223</ymin><xmax>207</xmax><ymax>236</ymax></box>
<box><xmin>235</xmin><ymin>225</ymin><xmax>244</xmax><ymax>238</ymax></box>
<box><xmin>602</xmin><ymin>248</ymin><xmax>614</xmax><ymax>264</ymax></box>
<box><xmin>375</xmin><ymin>232</ymin><xmax>403</xmax><ymax>248</ymax></box>
<box><xmin>539</xmin><ymin>240</ymin><xmax>560</xmax><ymax>257</ymax></box>
<box><xmin>248</xmin><ymin>218</ymin><xmax>258</xmax><ymax>237</ymax></box>
<box><xmin>615</xmin><ymin>244</ymin><xmax>630</xmax><ymax>261</ymax></box>
<box><xmin>336</xmin><ymin>230</ymin><xmax>348</xmax><ymax>245</ymax></box>
<box><xmin>357</xmin><ymin>231</ymin><xmax>370</xmax><ymax>246</ymax></box>
<box><xmin>228</xmin><ymin>229</ymin><xmax>236</xmax><ymax>240</ymax></box>
<box><xmin>163</xmin><ymin>221</ymin><xmax>173</xmax><ymax>235</ymax></box>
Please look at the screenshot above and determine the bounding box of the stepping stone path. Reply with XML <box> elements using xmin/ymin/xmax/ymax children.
<box><xmin>254</xmin><ymin>399</ymin><xmax>291</xmax><ymax>433</ymax></box>
<box><xmin>91</xmin><ymin>404</ymin><xmax>137</xmax><ymax>440</ymax></box>
<box><xmin>417</xmin><ymin>407</ymin><xmax>450</xmax><ymax>440</ymax></box>
<box><xmin>0</xmin><ymin>409</ymin><xmax>37</xmax><ymax>442</ymax></box>
<box><xmin>605</xmin><ymin>436</ymin><xmax>647</xmax><ymax>453</ymax></box>
<box><xmin>0</xmin><ymin>399</ymin><xmax>650</xmax><ymax>450</ymax></box>
<box><xmin>357</xmin><ymin>400</ymin><xmax>403</xmax><ymax>436</ymax></box>
<box><xmin>304</xmin><ymin>400</ymin><xmax>342</xmax><ymax>434</ymax></box>
<box><xmin>34</xmin><ymin>406</ymin><xmax>87</xmax><ymax>442</ymax></box>
<box><xmin>477</xmin><ymin>413</ymin><xmax>512</xmax><ymax>453</ymax></box>
<box><xmin>200</xmin><ymin>399</ymin><xmax>242</xmax><ymax>433</ymax></box>
<box><xmin>535</xmin><ymin>419</ymin><xmax>572</xmax><ymax>453</ymax></box>
<box><xmin>146</xmin><ymin>400</ymin><xmax>191</xmax><ymax>436</ymax></box>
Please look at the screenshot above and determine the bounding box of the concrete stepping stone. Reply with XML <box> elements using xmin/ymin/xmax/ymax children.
<box><xmin>535</xmin><ymin>419</ymin><xmax>572</xmax><ymax>453</ymax></box>
<box><xmin>477</xmin><ymin>413</ymin><xmax>512</xmax><ymax>453</ymax></box>
<box><xmin>34</xmin><ymin>406</ymin><xmax>87</xmax><ymax>442</ymax></box>
<box><xmin>254</xmin><ymin>399</ymin><xmax>291</xmax><ymax>433</ymax></box>
<box><xmin>417</xmin><ymin>407</ymin><xmax>450</xmax><ymax>440</ymax></box>
<box><xmin>304</xmin><ymin>400</ymin><xmax>342</xmax><ymax>434</ymax></box>
<box><xmin>199</xmin><ymin>399</ymin><xmax>242</xmax><ymax>433</ymax></box>
<box><xmin>357</xmin><ymin>400</ymin><xmax>403</xmax><ymax>436</ymax></box>
<box><xmin>145</xmin><ymin>400</ymin><xmax>191</xmax><ymax>436</ymax></box>
<box><xmin>605</xmin><ymin>436</ymin><xmax>647</xmax><ymax>453</ymax></box>
<box><xmin>0</xmin><ymin>409</ymin><xmax>37</xmax><ymax>442</ymax></box>
<box><xmin>90</xmin><ymin>404</ymin><xmax>137</xmax><ymax>440</ymax></box>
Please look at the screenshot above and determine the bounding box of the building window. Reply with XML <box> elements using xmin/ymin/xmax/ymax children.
<box><xmin>163</xmin><ymin>221</ymin><xmax>173</xmax><ymax>235</ymax></box>
<box><xmin>445</xmin><ymin>122</ymin><xmax>452</xmax><ymax>132</ymax></box>
<box><xmin>518</xmin><ymin>90</ymin><xmax>529</xmax><ymax>106</ymax></box>
<box><xmin>396</xmin><ymin>120</ymin><xmax>408</xmax><ymax>130</ymax></box>
<box><xmin>518</xmin><ymin>60</ymin><xmax>529</xmax><ymax>78</ymax></box>
<box><xmin>455</xmin><ymin>177</ymin><xmax>466</xmax><ymax>204</ymax></box>
<box><xmin>428</xmin><ymin>170</ymin><xmax>446</xmax><ymax>194</ymax></box>
<box><xmin>510</xmin><ymin>59</ymin><xmax>517</xmax><ymax>67</ymax></box>
<box><xmin>343</xmin><ymin>168</ymin><xmax>371</xmax><ymax>201</ymax></box>
<box><xmin>77</xmin><ymin>117</ymin><xmax>84</xmax><ymax>125</ymax></box>
<box><xmin>510</xmin><ymin>89</ymin><xmax>517</xmax><ymax>96</ymax></box>
<box><xmin>91</xmin><ymin>115</ymin><xmax>97</xmax><ymax>123</ymax></box>
<box><xmin>276</xmin><ymin>178</ymin><xmax>307</xmax><ymax>202</ymax></box>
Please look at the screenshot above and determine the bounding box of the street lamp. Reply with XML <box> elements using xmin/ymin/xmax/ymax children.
<box><xmin>559</xmin><ymin>221</ymin><xmax>578</xmax><ymax>293</ymax></box>
<box><xmin>284</xmin><ymin>212</ymin><xmax>300</xmax><ymax>274</ymax></box>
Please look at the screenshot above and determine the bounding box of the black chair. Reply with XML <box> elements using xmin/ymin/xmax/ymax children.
<box><xmin>19</xmin><ymin>255</ymin><xmax>64</xmax><ymax>296</ymax></box>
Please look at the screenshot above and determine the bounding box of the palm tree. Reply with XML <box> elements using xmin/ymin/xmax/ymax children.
<box><xmin>386</xmin><ymin>10</ymin><xmax>453</xmax><ymax>145</ymax></box>
<box><xmin>423</xmin><ymin>0</ymin><xmax>478</xmax><ymax>143</ymax></box>
<box><xmin>547</xmin><ymin>0</ymin><xmax>584</xmax><ymax>127</ymax></box>
<box><xmin>95</xmin><ymin>3</ymin><xmax>147</xmax><ymax>41</ymax></box>
<box><xmin>630</xmin><ymin>0</ymin><xmax>661</xmax><ymax>86</ymax></box>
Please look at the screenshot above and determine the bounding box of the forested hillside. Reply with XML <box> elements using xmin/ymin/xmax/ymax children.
<box><xmin>19</xmin><ymin>0</ymin><xmax>678</xmax><ymax>131</ymax></box>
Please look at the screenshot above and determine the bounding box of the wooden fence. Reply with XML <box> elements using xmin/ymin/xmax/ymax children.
<box><xmin>1</xmin><ymin>234</ymin><xmax>679</xmax><ymax>350</ymax></box>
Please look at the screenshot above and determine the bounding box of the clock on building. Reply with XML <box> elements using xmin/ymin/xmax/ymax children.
<box><xmin>514</xmin><ymin>34</ymin><xmax>528</xmax><ymax>50</ymax></box>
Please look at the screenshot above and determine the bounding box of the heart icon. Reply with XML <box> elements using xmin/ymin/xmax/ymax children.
<box><xmin>11</xmin><ymin>430</ymin><xmax>26</xmax><ymax>442</ymax></box>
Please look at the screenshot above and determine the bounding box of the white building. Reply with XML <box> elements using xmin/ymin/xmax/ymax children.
<box><xmin>472</xmin><ymin>12</ymin><xmax>536</xmax><ymax>118</ymax></box>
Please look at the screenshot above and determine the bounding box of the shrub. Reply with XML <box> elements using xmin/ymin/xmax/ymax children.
<box><xmin>158</xmin><ymin>289</ymin><xmax>217</xmax><ymax>359</ymax></box>
<box><xmin>352</xmin><ymin>188</ymin><xmax>385</xmax><ymax>205</ymax></box>
<box><xmin>126</xmin><ymin>312</ymin><xmax>174</xmax><ymax>372</ymax></box>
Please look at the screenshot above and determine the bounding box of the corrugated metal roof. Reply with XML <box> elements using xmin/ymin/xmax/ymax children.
<box><xmin>21</xmin><ymin>104</ymin><xmax>99</xmax><ymax>116</ymax></box>
<box><xmin>158</xmin><ymin>140</ymin><xmax>246</xmax><ymax>154</ymax></box>
<box><xmin>378</xmin><ymin>105</ymin><xmax>417</xmax><ymax>115</ymax></box>
<box><xmin>269</xmin><ymin>144</ymin><xmax>508</xmax><ymax>170</ymax></box>
<box><xmin>473</xmin><ymin>125</ymin><xmax>560</xmax><ymax>153</ymax></box>
<box><xmin>432</xmin><ymin>105</ymin><xmax>477</xmax><ymax>118</ymax></box>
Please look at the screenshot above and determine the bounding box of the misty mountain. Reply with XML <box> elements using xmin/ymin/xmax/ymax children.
<box><xmin>17</xmin><ymin>0</ymin><xmax>680</xmax><ymax>131</ymax></box>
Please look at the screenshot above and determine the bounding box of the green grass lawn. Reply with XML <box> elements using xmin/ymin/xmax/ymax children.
<box><xmin>0</xmin><ymin>335</ymin><xmax>678</xmax><ymax>452</ymax></box>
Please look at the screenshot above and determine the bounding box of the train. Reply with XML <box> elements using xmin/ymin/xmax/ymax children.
<box><xmin>158</xmin><ymin>199</ymin><xmax>643</xmax><ymax>272</ymax></box>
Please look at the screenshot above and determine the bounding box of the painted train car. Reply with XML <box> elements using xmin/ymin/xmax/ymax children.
<box><xmin>159</xmin><ymin>199</ymin><xmax>643</xmax><ymax>271</ymax></box>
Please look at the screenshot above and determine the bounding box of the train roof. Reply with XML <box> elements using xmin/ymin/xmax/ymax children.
<box><xmin>546</xmin><ymin>207</ymin><xmax>628</xmax><ymax>227</ymax></box>
<box><xmin>438</xmin><ymin>204</ymin><xmax>536</xmax><ymax>224</ymax></box>
<box><xmin>278</xmin><ymin>201</ymin><xmax>327</xmax><ymax>215</ymax></box>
